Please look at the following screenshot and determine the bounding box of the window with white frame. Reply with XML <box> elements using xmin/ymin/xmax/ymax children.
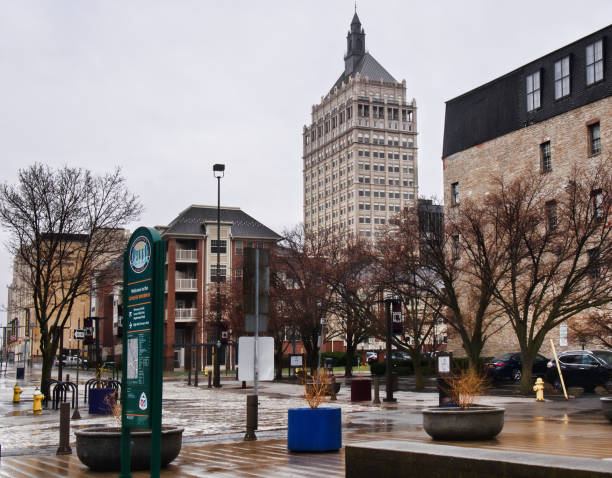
<box><xmin>211</xmin><ymin>239</ymin><xmax>227</xmax><ymax>254</ymax></box>
<box><xmin>586</xmin><ymin>39</ymin><xmax>603</xmax><ymax>85</ymax></box>
<box><xmin>526</xmin><ymin>71</ymin><xmax>541</xmax><ymax>111</ymax></box>
<box><xmin>554</xmin><ymin>56</ymin><xmax>570</xmax><ymax>99</ymax></box>
<box><xmin>210</xmin><ymin>264</ymin><xmax>227</xmax><ymax>282</ymax></box>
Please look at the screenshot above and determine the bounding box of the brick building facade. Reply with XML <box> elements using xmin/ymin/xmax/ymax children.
<box><xmin>442</xmin><ymin>25</ymin><xmax>611</xmax><ymax>358</ymax></box>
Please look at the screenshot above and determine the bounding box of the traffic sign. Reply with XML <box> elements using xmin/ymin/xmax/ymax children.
<box><xmin>74</xmin><ymin>329</ymin><xmax>85</xmax><ymax>340</ymax></box>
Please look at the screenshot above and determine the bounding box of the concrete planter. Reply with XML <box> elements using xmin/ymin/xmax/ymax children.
<box><xmin>422</xmin><ymin>406</ymin><xmax>505</xmax><ymax>441</ymax></box>
<box><xmin>287</xmin><ymin>407</ymin><xmax>342</xmax><ymax>452</ymax></box>
<box><xmin>75</xmin><ymin>426</ymin><xmax>183</xmax><ymax>471</ymax></box>
<box><xmin>601</xmin><ymin>397</ymin><xmax>612</xmax><ymax>423</ymax></box>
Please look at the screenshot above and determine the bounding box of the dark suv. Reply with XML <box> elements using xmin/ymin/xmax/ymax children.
<box><xmin>546</xmin><ymin>350</ymin><xmax>612</xmax><ymax>392</ymax></box>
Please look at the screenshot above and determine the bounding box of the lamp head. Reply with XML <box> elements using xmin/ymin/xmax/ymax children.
<box><xmin>213</xmin><ymin>163</ymin><xmax>225</xmax><ymax>178</ymax></box>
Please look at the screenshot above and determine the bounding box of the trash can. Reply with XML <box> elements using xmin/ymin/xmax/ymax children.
<box><xmin>350</xmin><ymin>378</ymin><xmax>372</xmax><ymax>401</ymax></box>
<box><xmin>16</xmin><ymin>367</ymin><xmax>25</xmax><ymax>380</ymax></box>
<box><xmin>324</xmin><ymin>357</ymin><xmax>334</xmax><ymax>371</ymax></box>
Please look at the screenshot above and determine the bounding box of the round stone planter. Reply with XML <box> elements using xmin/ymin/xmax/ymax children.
<box><xmin>350</xmin><ymin>378</ymin><xmax>371</xmax><ymax>402</ymax></box>
<box><xmin>601</xmin><ymin>397</ymin><xmax>612</xmax><ymax>423</ymax></box>
<box><xmin>422</xmin><ymin>406</ymin><xmax>505</xmax><ymax>441</ymax></box>
<box><xmin>287</xmin><ymin>407</ymin><xmax>342</xmax><ymax>452</ymax></box>
<box><xmin>75</xmin><ymin>426</ymin><xmax>184</xmax><ymax>471</ymax></box>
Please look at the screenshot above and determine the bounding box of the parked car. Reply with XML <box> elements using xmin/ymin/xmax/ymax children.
<box><xmin>366</xmin><ymin>351</ymin><xmax>378</xmax><ymax>364</ymax></box>
<box><xmin>546</xmin><ymin>349</ymin><xmax>612</xmax><ymax>392</ymax></box>
<box><xmin>484</xmin><ymin>352</ymin><xmax>549</xmax><ymax>382</ymax></box>
<box><xmin>391</xmin><ymin>351</ymin><xmax>411</xmax><ymax>362</ymax></box>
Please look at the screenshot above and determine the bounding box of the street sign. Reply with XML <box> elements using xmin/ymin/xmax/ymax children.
<box><xmin>74</xmin><ymin>329</ymin><xmax>85</xmax><ymax>340</ymax></box>
<box><xmin>121</xmin><ymin>226</ymin><xmax>165</xmax><ymax>477</ymax></box>
<box><xmin>238</xmin><ymin>336</ymin><xmax>274</xmax><ymax>381</ymax></box>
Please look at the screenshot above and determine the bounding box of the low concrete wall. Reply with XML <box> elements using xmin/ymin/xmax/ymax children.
<box><xmin>345</xmin><ymin>441</ymin><xmax>612</xmax><ymax>478</ymax></box>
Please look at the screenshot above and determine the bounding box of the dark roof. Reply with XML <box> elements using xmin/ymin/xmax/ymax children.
<box><xmin>443</xmin><ymin>24</ymin><xmax>612</xmax><ymax>159</ymax></box>
<box><xmin>161</xmin><ymin>205</ymin><xmax>281</xmax><ymax>240</ymax></box>
<box><xmin>331</xmin><ymin>52</ymin><xmax>397</xmax><ymax>92</ymax></box>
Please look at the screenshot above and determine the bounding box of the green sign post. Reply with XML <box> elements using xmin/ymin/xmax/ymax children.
<box><xmin>120</xmin><ymin>227</ymin><xmax>165</xmax><ymax>478</ymax></box>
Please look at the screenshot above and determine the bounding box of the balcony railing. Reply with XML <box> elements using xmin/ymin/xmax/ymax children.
<box><xmin>176</xmin><ymin>249</ymin><xmax>198</xmax><ymax>262</ymax></box>
<box><xmin>175</xmin><ymin>279</ymin><xmax>198</xmax><ymax>291</ymax></box>
<box><xmin>175</xmin><ymin>308</ymin><xmax>197</xmax><ymax>319</ymax></box>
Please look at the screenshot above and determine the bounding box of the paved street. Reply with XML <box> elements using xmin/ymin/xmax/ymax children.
<box><xmin>0</xmin><ymin>363</ymin><xmax>611</xmax><ymax>477</ymax></box>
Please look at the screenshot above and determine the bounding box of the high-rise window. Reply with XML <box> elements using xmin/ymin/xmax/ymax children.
<box><xmin>586</xmin><ymin>39</ymin><xmax>604</xmax><ymax>85</ymax></box>
<box><xmin>526</xmin><ymin>71</ymin><xmax>541</xmax><ymax>111</ymax></box>
<box><xmin>554</xmin><ymin>57</ymin><xmax>570</xmax><ymax>99</ymax></box>
<box><xmin>452</xmin><ymin>235</ymin><xmax>460</xmax><ymax>259</ymax></box>
<box><xmin>451</xmin><ymin>182</ymin><xmax>459</xmax><ymax>206</ymax></box>
<box><xmin>591</xmin><ymin>189</ymin><xmax>604</xmax><ymax>221</ymax></box>
<box><xmin>540</xmin><ymin>141</ymin><xmax>552</xmax><ymax>173</ymax></box>
<box><xmin>545</xmin><ymin>200</ymin><xmax>558</xmax><ymax>230</ymax></box>
<box><xmin>589</xmin><ymin>122</ymin><xmax>601</xmax><ymax>155</ymax></box>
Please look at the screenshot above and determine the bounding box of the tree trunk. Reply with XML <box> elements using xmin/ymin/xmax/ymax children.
<box><xmin>344</xmin><ymin>346</ymin><xmax>355</xmax><ymax>378</ymax></box>
<box><xmin>519</xmin><ymin>353</ymin><xmax>536</xmax><ymax>395</ymax></box>
<box><xmin>40</xmin><ymin>347</ymin><xmax>54</xmax><ymax>398</ymax></box>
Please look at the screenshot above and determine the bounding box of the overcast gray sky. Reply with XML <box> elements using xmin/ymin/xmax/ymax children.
<box><xmin>1</xmin><ymin>1</ymin><xmax>611</xmax><ymax>321</ymax></box>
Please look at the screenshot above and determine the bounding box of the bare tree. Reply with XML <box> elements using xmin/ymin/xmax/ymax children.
<box><xmin>272</xmin><ymin>226</ymin><xmax>332</xmax><ymax>373</ymax></box>
<box><xmin>0</xmin><ymin>164</ymin><xmax>142</xmax><ymax>395</ymax></box>
<box><xmin>323</xmin><ymin>234</ymin><xmax>378</xmax><ymax>377</ymax></box>
<box><xmin>418</xmin><ymin>199</ymin><xmax>509</xmax><ymax>371</ymax></box>
<box><xmin>568</xmin><ymin>310</ymin><xmax>612</xmax><ymax>349</ymax></box>
<box><xmin>376</xmin><ymin>207</ymin><xmax>444</xmax><ymax>389</ymax></box>
<box><xmin>490</xmin><ymin>162</ymin><xmax>612</xmax><ymax>393</ymax></box>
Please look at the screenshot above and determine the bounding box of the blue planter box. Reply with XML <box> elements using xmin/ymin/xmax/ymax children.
<box><xmin>89</xmin><ymin>388</ymin><xmax>114</xmax><ymax>415</ymax></box>
<box><xmin>287</xmin><ymin>407</ymin><xmax>342</xmax><ymax>452</ymax></box>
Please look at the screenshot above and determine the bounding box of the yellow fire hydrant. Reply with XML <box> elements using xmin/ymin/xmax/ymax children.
<box><xmin>33</xmin><ymin>388</ymin><xmax>45</xmax><ymax>415</ymax></box>
<box><xmin>13</xmin><ymin>385</ymin><xmax>23</xmax><ymax>403</ymax></box>
<box><xmin>533</xmin><ymin>377</ymin><xmax>545</xmax><ymax>402</ymax></box>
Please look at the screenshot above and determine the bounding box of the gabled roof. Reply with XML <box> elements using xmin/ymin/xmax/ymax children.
<box><xmin>331</xmin><ymin>52</ymin><xmax>397</xmax><ymax>92</ymax></box>
<box><xmin>160</xmin><ymin>205</ymin><xmax>281</xmax><ymax>240</ymax></box>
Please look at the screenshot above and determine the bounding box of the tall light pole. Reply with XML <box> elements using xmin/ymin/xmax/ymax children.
<box><xmin>213</xmin><ymin>163</ymin><xmax>225</xmax><ymax>388</ymax></box>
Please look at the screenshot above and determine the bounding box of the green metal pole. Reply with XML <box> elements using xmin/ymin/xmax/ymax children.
<box><xmin>149</xmin><ymin>236</ymin><xmax>165</xmax><ymax>477</ymax></box>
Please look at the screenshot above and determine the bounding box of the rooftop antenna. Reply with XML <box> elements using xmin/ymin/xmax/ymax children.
<box><xmin>355</xmin><ymin>1</ymin><xmax>357</xmax><ymax>13</ymax></box>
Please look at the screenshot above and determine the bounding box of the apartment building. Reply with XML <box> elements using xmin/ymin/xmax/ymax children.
<box><xmin>303</xmin><ymin>12</ymin><xmax>418</xmax><ymax>239</ymax></box>
<box><xmin>158</xmin><ymin>205</ymin><xmax>280</xmax><ymax>371</ymax></box>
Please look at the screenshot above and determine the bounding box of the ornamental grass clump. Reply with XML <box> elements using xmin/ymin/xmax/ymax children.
<box><xmin>304</xmin><ymin>369</ymin><xmax>331</xmax><ymax>409</ymax></box>
<box><xmin>445</xmin><ymin>368</ymin><xmax>488</xmax><ymax>409</ymax></box>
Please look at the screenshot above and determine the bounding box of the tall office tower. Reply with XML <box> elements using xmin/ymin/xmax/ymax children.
<box><xmin>302</xmin><ymin>12</ymin><xmax>418</xmax><ymax>239</ymax></box>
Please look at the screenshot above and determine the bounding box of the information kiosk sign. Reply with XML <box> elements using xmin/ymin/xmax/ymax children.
<box><xmin>121</xmin><ymin>227</ymin><xmax>165</xmax><ymax>478</ymax></box>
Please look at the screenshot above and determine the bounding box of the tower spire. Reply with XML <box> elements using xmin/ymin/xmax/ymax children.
<box><xmin>345</xmin><ymin>10</ymin><xmax>365</xmax><ymax>76</ymax></box>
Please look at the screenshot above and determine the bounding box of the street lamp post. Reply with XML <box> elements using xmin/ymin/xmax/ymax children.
<box><xmin>383</xmin><ymin>295</ymin><xmax>398</xmax><ymax>403</ymax></box>
<box><xmin>213</xmin><ymin>163</ymin><xmax>225</xmax><ymax>388</ymax></box>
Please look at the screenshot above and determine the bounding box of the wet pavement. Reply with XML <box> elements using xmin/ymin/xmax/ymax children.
<box><xmin>0</xmin><ymin>363</ymin><xmax>611</xmax><ymax>477</ymax></box>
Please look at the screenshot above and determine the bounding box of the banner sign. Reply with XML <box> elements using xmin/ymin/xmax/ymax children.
<box><xmin>122</xmin><ymin>227</ymin><xmax>165</xmax><ymax>429</ymax></box>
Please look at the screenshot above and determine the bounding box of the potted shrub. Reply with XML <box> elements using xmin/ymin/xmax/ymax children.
<box><xmin>75</xmin><ymin>390</ymin><xmax>184</xmax><ymax>471</ymax></box>
<box><xmin>287</xmin><ymin>370</ymin><xmax>342</xmax><ymax>452</ymax></box>
<box><xmin>422</xmin><ymin>369</ymin><xmax>505</xmax><ymax>440</ymax></box>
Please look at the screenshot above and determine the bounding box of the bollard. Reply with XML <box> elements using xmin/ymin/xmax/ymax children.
<box><xmin>242</xmin><ymin>381</ymin><xmax>246</xmax><ymax>389</ymax></box>
<box><xmin>56</xmin><ymin>402</ymin><xmax>72</xmax><ymax>455</ymax></box>
<box><xmin>330</xmin><ymin>376</ymin><xmax>337</xmax><ymax>401</ymax></box>
<box><xmin>208</xmin><ymin>372</ymin><xmax>212</xmax><ymax>389</ymax></box>
<box><xmin>244</xmin><ymin>394</ymin><xmax>258</xmax><ymax>441</ymax></box>
<box><xmin>373</xmin><ymin>376</ymin><xmax>381</xmax><ymax>405</ymax></box>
